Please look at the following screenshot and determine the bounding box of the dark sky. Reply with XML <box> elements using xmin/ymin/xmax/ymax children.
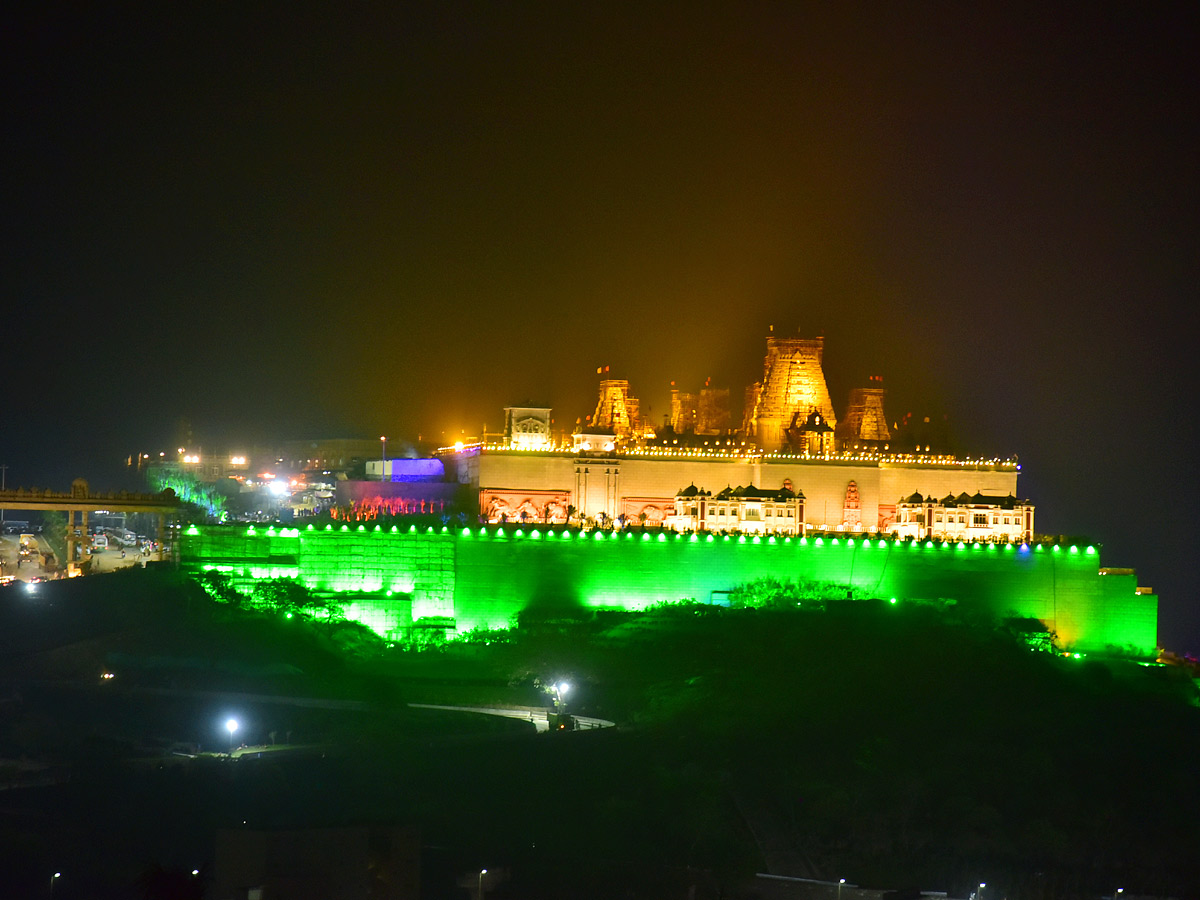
<box><xmin>3</xmin><ymin>4</ymin><xmax>1196</xmax><ymax>648</ymax></box>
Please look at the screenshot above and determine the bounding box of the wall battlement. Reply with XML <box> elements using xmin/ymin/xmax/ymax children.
<box><xmin>181</xmin><ymin>524</ymin><xmax>1158</xmax><ymax>655</ymax></box>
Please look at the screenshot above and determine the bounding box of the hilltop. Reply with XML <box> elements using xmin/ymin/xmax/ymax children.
<box><xmin>0</xmin><ymin>568</ymin><xmax>1197</xmax><ymax>898</ymax></box>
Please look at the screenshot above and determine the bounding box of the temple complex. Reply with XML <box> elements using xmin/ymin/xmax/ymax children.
<box><xmin>448</xmin><ymin>331</ymin><xmax>1019</xmax><ymax>538</ymax></box>
<box><xmin>178</xmin><ymin>327</ymin><xmax>1160</xmax><ymax>657</ymax></box>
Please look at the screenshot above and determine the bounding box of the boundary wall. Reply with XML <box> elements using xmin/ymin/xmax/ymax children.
<box><xmin>181</xmin><ymin>524</ymin><xmax>1158</xmax><ymax>655</ymax></box>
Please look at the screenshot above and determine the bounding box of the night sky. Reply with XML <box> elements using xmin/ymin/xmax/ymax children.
<box><xmin>3</xmin><ymin>5</ymin><xmax>1196</xmax><ymax>648</ymax></box>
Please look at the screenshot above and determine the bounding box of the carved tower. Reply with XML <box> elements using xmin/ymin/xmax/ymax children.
<box><xmin>746</xmin><ymin>334</ymin><xmax>837</xmax><ymax>450</ymax></box>
<box><xmin>836</xmin><ymin>375</ymin><xmax>891</xmax><ymax>450</ymax></box>
<box><xmin>592</xmin><ymin>379</ymin><xmax>641</xmax><ymax>439</ymax></box>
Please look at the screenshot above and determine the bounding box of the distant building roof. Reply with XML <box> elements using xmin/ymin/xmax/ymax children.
<box><xmin>713</xmin><ymin>483</ymin><xmax>803</xmax><ymax>501</ymax></box>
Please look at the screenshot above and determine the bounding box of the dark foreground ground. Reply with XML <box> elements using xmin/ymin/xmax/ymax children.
<box><xmin>1</xmin><ymin>568</ymin><xmax>1198</xmax><ymax>899</ymax></box>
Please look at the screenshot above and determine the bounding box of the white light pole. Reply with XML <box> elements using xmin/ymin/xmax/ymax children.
<box><xmin>838</xmin><ymin>878</ymin><xmax>846</xmax><ymax>900</ymax></box>
<box><xmin>50</xmin><ymin>872</ymin><xmax>60</xmax><ymax>896</ymax></box>
<box><xmin>380</xmin><ymin>436</ymin><xmax>387</xmax><ymax>481</ymax></box>
<box><xmin>978</xmin><ymin>883</ymin><xmax>986</xmax><ymax>900</ymax></box>
<box><xmin>478</xmin><ymin>868</ymin><xmax>487</xmax><ymax>900</ymax></box>
<box><xmin>555</xmin><ymin>681</ymin><xmax>570</xmax><ymax>711</ymax></box>
<box><xmin>226</xmin><ymin>718</ymin><xmax>238</xmax><ymax>756</ymax></box>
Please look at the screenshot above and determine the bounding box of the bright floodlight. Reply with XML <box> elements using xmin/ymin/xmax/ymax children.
<box><xmin>226</xmin><ymin>718</ymin><xmax>238</xmax><ymax>735</ymax></box>
<box><xmin>557</xmin><ymin>682</ymin><xmax>570</xmax><ymax>694</ymax></box>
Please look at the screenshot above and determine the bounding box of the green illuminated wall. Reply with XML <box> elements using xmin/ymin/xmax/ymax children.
<box><xmin>181</xmin><ymin>525</ymin><xmax>1158</xmax><ymax>654</ymax></box>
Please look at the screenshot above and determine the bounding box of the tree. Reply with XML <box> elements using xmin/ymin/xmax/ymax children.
<box><xmin>39</xmin><ymin>510</ymin><xmax>67</xmax><ymax>566</ymax></box>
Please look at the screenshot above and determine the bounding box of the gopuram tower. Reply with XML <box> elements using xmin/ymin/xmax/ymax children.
<box><xmin>745</xmin><ymin>332</ymin><xmax>837</xmax><ymax>451</ymax></box>
<box><xmin>836</xmin><ymin>375</ymin><xmax>892</xmax><ymax>450</ymax></box>
<box><xmin>592</xmin><ymin>378</ymin><xmax>641</xmax><ymax>439</ymax></box>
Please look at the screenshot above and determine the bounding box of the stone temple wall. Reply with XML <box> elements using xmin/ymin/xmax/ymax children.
<box><xmin>182</xmin><ymin>525</ymin><xmax>1158</xmax><ymax>655</ymax></box>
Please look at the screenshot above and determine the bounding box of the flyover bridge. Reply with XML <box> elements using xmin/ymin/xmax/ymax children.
<box><xmin>0</xmin><ymin>479</ymin><xmax>181</xmax><ymax>568</ymax></box>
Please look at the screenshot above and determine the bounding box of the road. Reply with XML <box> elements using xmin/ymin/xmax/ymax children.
<box><xmin>0</xmin><ymin>532</ymin><xmax>146</xmax><ymax>583</ymax></box>
<box><xmin>408</xmin><ymin>703</ymin><xmax>615</xmax><ymax>732</ymax></box>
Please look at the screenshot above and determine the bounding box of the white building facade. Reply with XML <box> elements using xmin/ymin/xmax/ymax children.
<box><xmin>889</xmin><ymin>492</ymin><xmax>1034</xmax><ymax>542</ymax></box>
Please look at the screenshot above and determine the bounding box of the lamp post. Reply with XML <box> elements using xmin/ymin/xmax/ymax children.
<box><xmin>380</xmin><ymin>436</ymin><xmax>387</xmax><ymax>482</ymax></box>
<box><xmin>978</xmin><ymin>883</ymin><xmax>986</xmax><ymax>900</ymax></box>
<box><xmin>554</xmin><ymin>681</ymin><xmax>570</xmax><ymax>711</ymax></box>
<box><xmin>478</xmin><ymin>868</ymin><xmax>487</xmax><ymax>900</ymax></box>
<box><xmin>226</xmin><ymin>718</ymin><xmax>238</xmax><ymax>756</ymax></box>
<box><xmin>838</xmin><ymin>878</ymin><xmax>846</xmax><ymax>900</ymax></box>
<box><xmin>50</xmin><ymin>872</ymin><xmax>60</xmax><ymax>896</ymax></box>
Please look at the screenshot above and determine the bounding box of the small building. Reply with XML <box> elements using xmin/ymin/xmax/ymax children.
<box><xmin>504</xmin><ymin>406</ymin><xmax>553</xmax><ymax>449</ymax></box>
<box><xmin>666</xmin><ymin>483</ymin><xmax>806</xmax><ymax>535</ymax></box>
<box><xmin>890</xmin><ymin>491</ymin><xmax>1034</xmax><ymax>542</ymax></box>
<box><xmin>785</xmin><ymin>408</ymin><xmax>835</xmax><ymax>455</ymax></box>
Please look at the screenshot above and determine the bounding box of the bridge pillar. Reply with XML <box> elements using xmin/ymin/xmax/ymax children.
<box><xmin>65</xmin><ymin>508</ymin><xmax>90</xmax><ymax>567</ymax></box>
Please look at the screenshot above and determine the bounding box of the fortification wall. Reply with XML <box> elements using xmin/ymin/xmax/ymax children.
<box><xmin>475</xmin><ymin>452</ymin><xmax>1019</xmax><ymax>531</ymax></box>
<box><xmin>181</xmin><ymin>526</ymin><xmax>1157</xmax><ymax>655</ymax></box>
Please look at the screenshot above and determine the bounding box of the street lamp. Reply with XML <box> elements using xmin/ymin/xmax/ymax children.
<box><xmin>226</xmin><ymin>718</ymin><xmax>238</xmax><ymax>755</ymax></box>
<box><xmin>478</xmin><ymin>868</ymin><xmax>487</xmax><ymax>900</ymax></box>
<box><xmin>978</xmin><ymin>883</ymin><xmax>986</xmax><ymax>900</ymax></box>
<box><xmin>838</xmin><ymin>878</ymin><xmax>846</xmax><ymax>900</ymax></box>
<box><xmin>380</xmin><ymin>436</ymin><xmax>387</xmax><ymax>482</ymax></box>
<box><xmin>554</xmin><ymin>682</ymin><xmax>570</xmax><ymax>710</ymax></box>
<box><xmin>50</xmin><ymin>872</ymin><xmax>60</xmax><ymax>896</ymax></box>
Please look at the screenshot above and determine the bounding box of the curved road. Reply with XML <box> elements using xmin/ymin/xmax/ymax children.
<box><xmin>408</xmin><ymin>703</ymin><xmax>614</xmax><ymax>732</ymax></box>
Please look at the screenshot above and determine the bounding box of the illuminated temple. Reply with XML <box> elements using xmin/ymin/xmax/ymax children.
<box><xmin>181</xmin><ymin>331</ymin><xmax>1160</xmax><ymax>655</ymax></box>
